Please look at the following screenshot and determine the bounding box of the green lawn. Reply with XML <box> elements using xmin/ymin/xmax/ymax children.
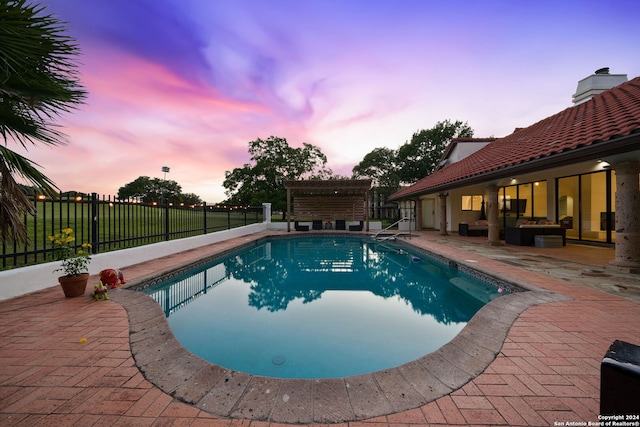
<box><xmin>1</xmin><ymin>200</ymin><xmax>262</xmax><ymax>270</ymax></box>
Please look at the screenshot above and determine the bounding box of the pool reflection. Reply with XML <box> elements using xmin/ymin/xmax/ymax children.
<box><xmin>144</xmin><ymin>237</ymin><xmax>506</xmax><ymax>324</ymax></box>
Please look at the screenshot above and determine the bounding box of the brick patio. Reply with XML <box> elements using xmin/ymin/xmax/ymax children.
<box><xmin>1</xmin><ymin>230</ymin><xmax>639</xmax><ymax>426</ymax></box>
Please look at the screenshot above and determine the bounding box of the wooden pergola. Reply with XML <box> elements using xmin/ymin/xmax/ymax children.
<box><xmin>284</xmin><ymin>179</ymin><xmax>372</xmax><ymax>232</ymax></box>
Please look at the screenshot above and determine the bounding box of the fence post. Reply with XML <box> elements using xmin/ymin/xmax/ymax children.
<box><xmin>164</xmin><ymin>203</ymin><xmax>170</xmax><ymax>241</ymax></box>
<box><xmin>91</xmin><ymin>193</ymin><xmax>98</xmax><ymax>254</ymax></box>
<box><xmin>203</xmin><ymin>202</ymin><xmax>207</xmax><ymax>234</ymax></box>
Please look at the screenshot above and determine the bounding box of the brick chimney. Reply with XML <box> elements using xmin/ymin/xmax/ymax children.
<box><xmin>572</xmin><ymin>67</ymin><xmax>628</xmax><ymax>105</ymax></box>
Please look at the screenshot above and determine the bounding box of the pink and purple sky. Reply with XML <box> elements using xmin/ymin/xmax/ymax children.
<box><xmin>15</xmin><ymin>0</ymin><xmax>640</xmax><ymax>203</ymax></box>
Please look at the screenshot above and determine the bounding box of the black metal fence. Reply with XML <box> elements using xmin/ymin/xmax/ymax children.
<box><xmin>1</xmin><ymin>192</ymin><xmax>264</xmax><ymax>270</ymax></box>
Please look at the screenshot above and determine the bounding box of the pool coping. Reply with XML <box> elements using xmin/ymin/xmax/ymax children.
<box><xmin>111</xmin><ymin>234</ymin><xmax>570</xmax><ymax>423</ymax></box>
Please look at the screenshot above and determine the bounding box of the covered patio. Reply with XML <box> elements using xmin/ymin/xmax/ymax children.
<box><xmin>283</xmin><ymin>179</ymin><xmax>372</xmax><ymax>232</ymax></box>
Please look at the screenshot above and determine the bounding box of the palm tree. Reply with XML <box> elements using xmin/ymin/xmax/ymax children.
<box><xmin>0</xmin><ymin>0</ymin><xmax>86</xmax><ymax>243</ymax></box>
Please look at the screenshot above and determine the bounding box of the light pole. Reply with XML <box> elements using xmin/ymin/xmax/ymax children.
<box><xmin>161</xmin><ymin>166</ymin><xmax>170</xmax><ymax>206</ymax></box>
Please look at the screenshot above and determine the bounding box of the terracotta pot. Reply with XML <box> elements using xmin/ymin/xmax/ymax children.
<box><xmin>58</xmin><ymin>273</ymin><xmax>89</xmax><ymax>298</ymax></box>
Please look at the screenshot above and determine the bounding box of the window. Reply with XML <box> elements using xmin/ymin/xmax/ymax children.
<box><xmin>461</xmin><ymin>195</ymin><xmax>483</xmax><ymax>211</ymax></box>
<box><xmin>499</xmin><ymin>181</ymin><xmax>547</xmax><ymax>228</ymax></box>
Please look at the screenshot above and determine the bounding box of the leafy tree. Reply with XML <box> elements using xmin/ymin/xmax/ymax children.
<box><xmin>0</xmin><ymin>0</ymin><xmax>86</xmax><ymax>243</ymax></box>
<box><xmin>117</xmin><ymin>176</ymin><xmax>183</xmax><ymax>204</ymax></box>
<box><xmin>352</xmin><ymin>120</ymin><xmax>473</xmax><ymax>217</ymax></box>
<box><xmin>326</xmin><ymin>174</ymin><xmax>352</xmax><ymax>180</ymax></box>
<box><xmin>353</xmin><ymin>120</ymin><xmax>474</xmax><ymax>187</ymax></box>
<box><xmin>396</xmin><ymin>120</ymin><xmax>473</xmax><ymax>183</ymax></box>
<box><xmin>177</xmin><ymin>193</ymin><xmax>202</xmax><ymax>206</ymax></box>
<box><xmin>223</xmin><ymin>136</ymin><xmax>332</xmax><ymax>210</ymax></box>
<box><xmin>117</xmin><ymin>176</ymin><xmax>151</xmax><ymax>200</ymax></box>
<box><xmin>352</xmin><ymin>147</ymin><xmax>399</xmax><ymax>189</ymax></box>
<box><xmin>148</xmin><ymin>178</ymin><xmax>181</xmax><ymax>204</ymax></box>
<box><xmin>352</xmin><ymin>147</ymin><xmax>401</xmax><ymax>212</ymax></box>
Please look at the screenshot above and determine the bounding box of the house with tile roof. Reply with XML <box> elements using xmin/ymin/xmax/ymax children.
<box><xmin>389</xmin><ymin>69</ymin><xmax>640</xmax><ymax>273</ymax></box>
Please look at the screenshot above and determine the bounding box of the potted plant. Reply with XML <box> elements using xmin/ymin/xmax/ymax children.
<box><xmin>49</xmin><ymin>228</ymin><xmax>92</xmax><ymax>297</ymax></box>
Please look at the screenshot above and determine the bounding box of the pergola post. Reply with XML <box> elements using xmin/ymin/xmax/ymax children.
<box><xmin>286</xmin><ymin>187</ymin><xmax>291</xmax><ymax>232</ymax></box>
<box><xmin>365</xmin><ymin>189</ymin><xmax>370</xmax><ymax>231</ymax></box>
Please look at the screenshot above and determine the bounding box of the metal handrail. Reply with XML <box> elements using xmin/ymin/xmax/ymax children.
<box><xmin>374</xmin><ymin>217</ymin><xmax>411</xmax><ymax>240</ymax></box>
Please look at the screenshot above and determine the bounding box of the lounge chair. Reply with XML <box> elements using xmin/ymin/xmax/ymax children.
<box><xmin>312</xmin><ymin>220</ymin><xmax>323</xmax><ymax>230</ymax></box>
<box><xmin>335</xmin><ymin>220</ymin><xmax>346</xmax><ymax>230</ymax></box>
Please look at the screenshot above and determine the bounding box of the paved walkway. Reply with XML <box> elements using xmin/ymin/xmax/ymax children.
<box><xmin>1</xmin><ymin>231</ymin><xmax>639</xmax><ymax>426</ymax></box>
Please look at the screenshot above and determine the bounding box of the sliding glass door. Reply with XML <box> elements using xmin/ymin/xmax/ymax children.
<box><xmin>557</xmin><ymin>170</ymin><xmax>615</xmax><ymax>243</ymax></box>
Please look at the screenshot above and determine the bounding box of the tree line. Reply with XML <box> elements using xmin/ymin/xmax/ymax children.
<box><xmin>117</xmin><ymin>176</ymin><xmax>202</xmax><ymax>205</ymax></box>
<box><xmin>118</xmin><ymin>118</ymin><xmax>473</xmax><ymax>211</ymax></box>
<box><xmin>221</xmin><ymin>120</ymin><xmax>473</xmax><ymax>213</ymax></box>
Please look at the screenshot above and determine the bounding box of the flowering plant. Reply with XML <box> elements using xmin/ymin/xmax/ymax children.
<box><xmin>48</xmin><ymin>228</ymin><xmax>92</xmax><ymax>277</ymax></box>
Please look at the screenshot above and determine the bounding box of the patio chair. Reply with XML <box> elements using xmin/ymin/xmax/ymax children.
<box><xmin>312</xmin><ymin>220</ymin><xmax>323</xmax><ymax>230</ymax></box>
<box><xmin>335</xmin><ymin>219</ymin><xmax>346</xmax><ymax>230</ymax></box>
<box><xmin>294</xmin><ymin>221</ymin><xmax>309</xmax><ymax>231</ymax></box>
<box><xmin>349</xmin><ymin>221</ymin><xmax>363</xmax><ymax>231</ymax></box>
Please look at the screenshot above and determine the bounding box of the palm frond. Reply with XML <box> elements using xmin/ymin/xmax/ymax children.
<box><xmin>0</xmin><ymin>0</ymin><xmax>86</xmax><ymax>243</ymax></box>
<box><xmin>0</xmin><ymin>145</ymin><xmax>58</xmax><ymax>193</ymax></box>
<box><xmin>0</xmin><ymin>0</ymin><xmax>86</xmax><ymax>148</ymax></box>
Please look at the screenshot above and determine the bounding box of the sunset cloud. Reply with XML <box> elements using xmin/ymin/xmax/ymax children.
<box><xmin>12</xmin><ymin>0</ymin><xmax>640</xmax><ymax>202</ymax></box>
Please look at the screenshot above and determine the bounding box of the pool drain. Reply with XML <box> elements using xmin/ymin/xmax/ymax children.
<box><xmin>272</xmin><ymin>355</ymin><xmax>286</xmax><ymax>365</ymax></box>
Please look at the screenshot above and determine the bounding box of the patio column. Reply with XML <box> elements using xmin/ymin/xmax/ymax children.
<box><xmin>438</xmin><ymin>193</ymin><xmax>448</xmax><ymax>236</ymax></box>
<box><xmin>609</xmin><ymin>160</ymin><xmax>640</xmax><ymax>273</ymax></box>
<box><xmin>415</xmin><ymin>199</ymin><xmax>422</xmax><ymax>229</ymax></box>
<box><xmin>486</xmin><ymin>184</ymin><xmax>502</xmax><ymax>246</ymax></box>
<box><xmin>262</xmin><ymin>203</ymin><xmax>271</xmax><ymax>223</ymax></box>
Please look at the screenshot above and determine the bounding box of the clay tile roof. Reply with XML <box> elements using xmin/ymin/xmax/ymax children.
<box><xmin>390</xmin><ymin>76</ymin><xmax>640</xmax><ymax>200</ymax></box>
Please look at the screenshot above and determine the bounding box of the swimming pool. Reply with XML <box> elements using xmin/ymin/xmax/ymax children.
<box><xmin>141</xmin><ymin>235</ymin><xmax>513</xmax><ymax>379</ymax></box>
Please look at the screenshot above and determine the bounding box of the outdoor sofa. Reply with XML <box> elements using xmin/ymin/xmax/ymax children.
<box><xmin>458</xmin><ymin>220</ymin><xmax>489</xmax><ymax>236</ymax></box>
<box><xmin>505</xmin><ymin>220</ymin><xmax>566</xmax><ymax>246</ymax></box>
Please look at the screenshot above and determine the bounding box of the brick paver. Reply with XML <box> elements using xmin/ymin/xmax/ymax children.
<box><xmin>1</xmin><ymin>230</ymin><xmax>639</xmax><ymax>426</ymax></box>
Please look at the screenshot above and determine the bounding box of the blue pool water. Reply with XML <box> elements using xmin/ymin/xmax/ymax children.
<box><xmin>142</xmin><ymin>235</ymin><xmax>508</xmax><ymax>379</ymax></box>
